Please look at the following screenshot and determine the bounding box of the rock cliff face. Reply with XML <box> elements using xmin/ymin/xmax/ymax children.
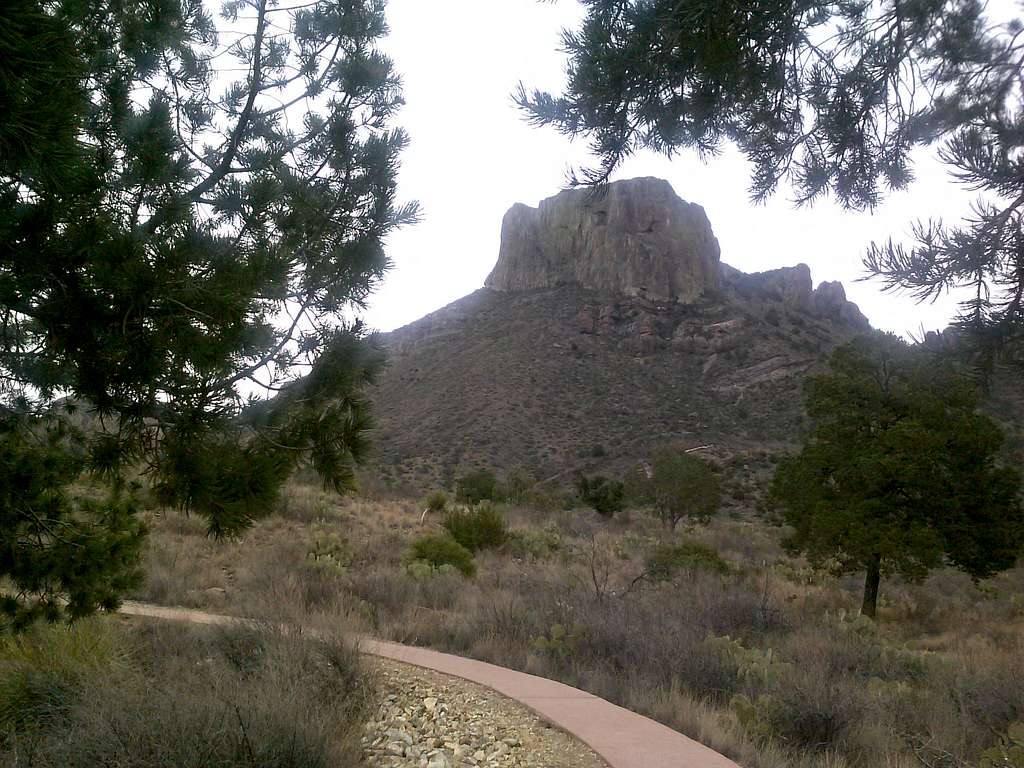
<box><xmin>484</xmin><ymin>177</ymin><xmax>721</xmax><ymax>302</ymax></box>
<box><xmin>722</xmin><ymin>263</ymin><xmax>870</xmax><ymax>329</ymax></box>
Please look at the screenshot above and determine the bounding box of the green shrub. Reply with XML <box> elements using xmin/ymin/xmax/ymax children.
<box><xmin>454</xmin><ymin>470</ymin><xmax>499</xmax><ymax>504</ymax></box>
<box><xmin>980</xmin><ymin>723</ymin><xmax>1024</xmax><ymax>768</ymax></box>
<box><xmin>533</xmin><ymin>623</ymin><xmax>579</xmax><ymax>659</ymax></box>
<box><xmin>306</xmin><ymin>525</ymin><xmax>353</xmax><ymax>572</ymax></box>
<box><xmin>573</xmin><ymin>473</ymin><xmax>625</xmax><ymax>517</ymax></box>
<box><xmin>441</xmin><ymin>503</ymin><xmax>508</xmax><ymax>552</ymax></box>
<box><xmin>423</xmin><ymin>490</ymin><xmax>448</xmax><ymax>514</ymax></box>
<box><xmin>522</xmin><ymin>486</ymin><xmax>575</xmax><ymax>512</ymax></box>
<box><xmin>406</xmin><ymin>535</ymin><xmax>476</xmax><ymax>577</ymax></box>
<box><xmin>405</xmin><ymin>559</ymin><xmax>459</xmax><ymax>580</ymax></box>
<box><xmin>645</xmin><ymin>539</ymin><xmax>730</xmax><ymax>580</ymax></box>
<box><xmin>499</xmin><ymin>468</ymin><xmax>535</xmax><ymax>506</ymax></box>
<box><xmin>503</xmin><ymin>526</ymin><xmax>562</xmax><ymax>560</ymax></box>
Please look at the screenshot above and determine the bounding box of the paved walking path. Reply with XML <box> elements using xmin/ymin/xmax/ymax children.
<box><xmin>119</xmin><ymin>601</ymin><xmax>740</xmax><ymax>768</ymax></box>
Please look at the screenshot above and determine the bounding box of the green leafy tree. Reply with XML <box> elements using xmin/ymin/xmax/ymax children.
<box><xmin>573</xmin><ymin>472</ymin><xmax>624</xmax><ymax>517</ymax></box>
<box><xmin>630</xmin><ymin>449</ymin><xmax>720</xmax><ymax>530</ymax></box>
<box><xmin>770</xmin><ymin>333</ymin><xmax>1023</xmax><ymax>618</ymax></box>
<box><xmin>518</xmin><ymin>1</ymin><xmax>1024</xmax><ymax>365</ymax></box>
<box><xmin>454</xmin><ymin>470</ymin><xmax>499</xmax><ymax>505</ymax></box>
<box><xmin>0</xmin><ymin>0</ymin><xmax>415</xmax><ymax>627</ymax></box>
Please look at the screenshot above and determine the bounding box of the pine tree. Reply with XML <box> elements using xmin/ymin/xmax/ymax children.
<box><xmin>770</xmin><ymin>333</ymin><xmax>1023</xmax><ymax>618</ymax></box>
<box><xmin>0</xmin><ymin>0</ymin><xmax>415</xmax><ymax>627</ymax></box>
<box><xmin>517</xmin><ymin>1</ymin><xmax>1024</xmax><ymax>364</ymax></box>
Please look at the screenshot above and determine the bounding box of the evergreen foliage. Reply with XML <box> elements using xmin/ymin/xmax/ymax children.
<box><xmin>423</xmin><ymin>490</ymin><xmax>448</xmax><ymax>514</ymax></box>
<box><xmin>454</xmin><ymin>470</ymin><xmax>499</xmax><ymax>505</ymax></box>
<box><xmin>406</xmin><ymin>534</ymin><xmax>476</xmax><ymax>577</ymax></box>
<box><xmin>770</xmin><ymin>333</ymin><xmax>1024</xmax><ymax>617</ymax></box>
<box><xmin>0</xmin><ymin>0</ymin><xmax>415</xmax><ymax>626</ymax></box>
<box><xmin>644</xmin><ymin>539</ymin><xmax>729</xmax><ymax>580</ymax></box>
<box><xmin>573</xmin><ymin>472</ymin><xmax>624</xmax><ymax>517</ymax></box>
<box><xmin>441</xmin><ymin>503</ymin><xmax>508</xmax><ymax>552</ymax></box>
<box><xmin>518</xmin><ymin>1</ymin><xmax>1024</xmax><ymax>364</ymax></box>
<box><xmin>629</xmin><ymin>449</ymin><xmax>721</xmax><ymax>530</ymax></box>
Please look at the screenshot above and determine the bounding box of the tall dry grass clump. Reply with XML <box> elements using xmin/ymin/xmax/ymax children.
<box><xmin>0</xmin><ymin>615</ymin><xmax>371</xmax><ymax>768</ymax></box>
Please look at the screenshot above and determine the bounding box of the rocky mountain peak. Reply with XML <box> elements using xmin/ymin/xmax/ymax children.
<box><xmin>484</xmin><ymin>177</ymin><xmax>721</xmax><ymax>302</ymax></box>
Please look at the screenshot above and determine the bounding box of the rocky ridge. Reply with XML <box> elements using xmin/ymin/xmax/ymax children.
<box><xmin>485</xmin><ymin>178</ymin><xmax>720</xmax><ymax>303</ymax></box>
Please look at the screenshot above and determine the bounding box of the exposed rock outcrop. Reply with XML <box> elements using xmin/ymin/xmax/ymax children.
<box><xmin>724</xmin><ymin>263</ymin><xmax>869</xmax><ymax>329</ymax></box>
<box><xmin>811</xmin><ymin>281</ymin><xmax>870</xmax><ymax>327</ymax></box>
<box><xmin>484</xmin><ymin>177</ymin><xmax>721</xmax><ymax>303</ymax></box>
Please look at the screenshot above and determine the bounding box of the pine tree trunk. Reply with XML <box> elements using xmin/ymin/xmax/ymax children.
<box><xmin>861</xmin><ymin>553</ymin><xmax>881</xmax><ymax>619</ymax></box>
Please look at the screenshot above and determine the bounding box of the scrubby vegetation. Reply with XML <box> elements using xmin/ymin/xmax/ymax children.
<box><xmin>454</xmin><ymin>470</ymin><xmax>499</xmax><ymax>505</ymax></box>
<box><xmin>123</xmin><ymin>483</ymin><xmax>1024</xmax><ymax>768</ymax></box>
<box><xmin>405</xmin><ymin>534</ymin><xmax>476</xmax><ymax>577</ymax></box>
<box><xmin>643</xmin><ymin>539</ymin><xmax>730</xmax><ymax>581</ymax></box>
<box><xmin>441</xmin><ymin>503</ymin><xmax>508</xmax><ymax>552</ymax></box>
<box><xmin>0</xmin><ymin>614</ymin><xmax>370</xmax><ymax>767</ymax></box>
<box><xmin>627</xmin><ymin>449</ymin><xmax>722</xmax><ymax>530</ymax></box>
<box><xmin>574</xmin><ymin>473</ymin><xmax>625</xmax><ymax>517</ymax></box>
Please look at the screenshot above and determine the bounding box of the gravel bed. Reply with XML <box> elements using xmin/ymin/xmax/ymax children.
<box><xmin>362</xmin><ymin>658</ymin><xmax>607</xmax><ymax>768</ymax></box>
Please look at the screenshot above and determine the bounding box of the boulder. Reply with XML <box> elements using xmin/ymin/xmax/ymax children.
<box><xmin>485</xmin><ymin>177</ymin><xmax>721</xmax><ymax>302</ymax></box>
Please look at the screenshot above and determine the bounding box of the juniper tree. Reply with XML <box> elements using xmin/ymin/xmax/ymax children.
<box><xmin>0</xmin><ymin>0</ymin><xmax>415</xmax><ymax>627</ymax></box>
<box><xmin>629</xmin><ymin>449</ymin><xmax>721</xmax><ymax>530</ymax></box>
<box><xmin>770</xmin><ymin>333</ymin><xmax>1023</xmax><ymax>618</ymax></box>
<box><xmin>517</xmin><ymin>1</ymin><xmax>1024</xmax><ymax>365</ymax></box>
<box><xmin>573</xmin><ymin>472</ymin><xmax>624</xmax><ymax>517</ymax></box>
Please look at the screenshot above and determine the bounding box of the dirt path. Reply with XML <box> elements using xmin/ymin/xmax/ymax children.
<box><xmin>120</xmin><ymin>601</ymin><xmax>740</xmax><ymax>768</ymax></box>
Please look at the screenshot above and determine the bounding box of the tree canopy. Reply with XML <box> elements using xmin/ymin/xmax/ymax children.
<box><xmin>628</xmin><ymin>449</ymin><xmax>721</xmax><ymax>530</ymax></box>
<box><xmin>574</xmin><ymin>472</ymin><xmax>625</xmax><ymax>517</ymax></box>
<box><xmin>770</xmin><ymin>333</ymin><xmax>1023</xmax><ymax>617</ymax></box>
<box><xmin>0</xmin><ymin>0</ymin><xmax>414</xmax><ymax>626</ymax></box>
<box><xmin>517</xmin><ymin>0</ymin><xmax>1024</xmax><ymax>366</ymax></box>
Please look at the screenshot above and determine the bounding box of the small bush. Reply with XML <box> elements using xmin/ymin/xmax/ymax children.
<box><xmin>646</xmin><ymin>540</ymin><xmax>730</xmax><ymax>580</ymax></box>
<box><xmin>574</xmin><ymin>473</ymin><xmax>625</xmax><ymax>517</ymax></box>
<box><xmin>504</xmin><ymin>527</ymin><xmax>562</xmax><ymax>560</ymax></box>
<box><xmin>500</xmin><ymin>468</ymin><xmax>535</xmax><ymax>506</ymax></box>
<box><xmin>423</xmin><ymin>490</ymin><xmax>448</xmax><ymax>513</ymax></box>
<box><xmin>522</xmin><ymin>486</ymin><xmax>575</xmax><ymax>513</ymax></box>
<box><xmin>306</xmin><ymin>525</ymin><xmax>353</xmax><ymax>571</ymax></box>
<box><xmin>406</xmin><ymin>534</ymin><xmax>476</xmax><ymax>577</ymax></box>
<box><xmin>454</xmin><ymin>470</ymin><xmax>498</xmax><ymax>504</ymax></box>
<box><xmin>441</xmin><ymin>503</ymin><xmax>508</xmax><ymax>552</ymax></box>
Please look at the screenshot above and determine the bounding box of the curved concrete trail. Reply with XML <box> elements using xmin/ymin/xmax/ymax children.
<box><xmin>120</xmin><ymin>601</ymin><xmax>739</xmax><ymax>768</ymax></box>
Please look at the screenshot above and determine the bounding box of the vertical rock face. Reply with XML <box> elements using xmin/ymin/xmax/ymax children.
<box><xmin>728</xmin><ymin>263</ymin><xmax>870</xmax><ymax>328</ymax></box>
<box><xmin>484</xmin><ymin>177</ymin><xmax>721</xmax><ymax>302</ymax></box>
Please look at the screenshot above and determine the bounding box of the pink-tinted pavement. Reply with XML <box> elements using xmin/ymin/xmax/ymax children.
<box><xmin>119</xmin><ymin>602</ymin><xmax>740</xmax><ymax>768</ymax></box>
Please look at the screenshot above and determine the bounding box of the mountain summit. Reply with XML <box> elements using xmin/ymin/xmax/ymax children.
<box><xmin>485</xmin><ymin>177</ymin><xmax>720</xmax><ymax>303</ymax></box>
<box><xmin>370</xmin><ymin>178</ymin><xmax>872</xmax><ymax>489</ymax></box>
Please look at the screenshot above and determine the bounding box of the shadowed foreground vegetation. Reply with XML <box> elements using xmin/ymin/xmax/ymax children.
<box><xmin>0</xmin><ymin>612</ymin><xmax>370</xmax><ymax>767</ymax></box>
<box><xmin>129</xmin><ymin>480</ymin><xmax>1024</xmax><ymax>768</ymax></box>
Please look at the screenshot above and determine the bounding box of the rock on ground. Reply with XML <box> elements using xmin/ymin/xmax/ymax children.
<box><xmin>362</xmin><ymin>658</ymin><xmax>607</xmax><ymax>768</ymax></box>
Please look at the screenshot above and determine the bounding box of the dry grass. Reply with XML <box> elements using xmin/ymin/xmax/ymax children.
<box><xmin>0</xmin><ymin>610</ymin><xmax>371</xmax><ymax>767</ymax></box>
<box><xmin>131</xmin><ymin>480</ymin><xmax>1024</xmax><ymax>768</ymax></box>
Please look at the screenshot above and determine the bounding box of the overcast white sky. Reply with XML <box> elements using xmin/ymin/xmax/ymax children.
<box><xmin>365</xmin><ymin>0</ymin><xmax>986</xmax><ymax>339</ymax></box>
